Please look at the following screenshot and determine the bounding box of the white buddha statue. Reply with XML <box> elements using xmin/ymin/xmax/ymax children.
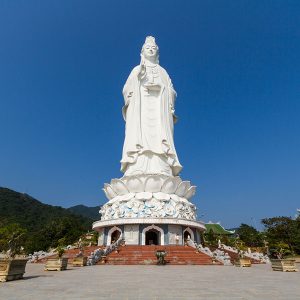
<box><xmin>121</xmin><ymin>36</ymin><xmax>182</xmax><ymax>177</ymax></box>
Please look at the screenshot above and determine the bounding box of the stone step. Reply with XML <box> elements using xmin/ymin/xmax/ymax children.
<box><xmin>101</xmin><ymin>245</ymin><xmax>221</xmax><ymax>265</ymax></box>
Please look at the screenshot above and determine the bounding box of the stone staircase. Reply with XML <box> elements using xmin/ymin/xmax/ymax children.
<box><xmin>101</xmin><ymin>245</ymin><xmax>222</xmax><ymax>265</ymax></box>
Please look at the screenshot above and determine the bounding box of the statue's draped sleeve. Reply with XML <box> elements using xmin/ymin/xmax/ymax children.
<box><xmin>121</xmin><ymin>66</ymin><xmax>142</xmax><ymax>172</ymax></box>
<box><xmin>167</xmin><ymin>74</ymin><xmax>178</xmax><ymax>123</ymax></box>
<box><xmin>122</xmin><ymin>66</ymin><xmax>139</xmax><ymax>121</ymax></box>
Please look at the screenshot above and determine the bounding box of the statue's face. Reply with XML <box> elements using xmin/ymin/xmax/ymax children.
<box><xmin>143</xmin><ymin>43</ymin><xmax>158</xmax><ymax>59</ymax></box>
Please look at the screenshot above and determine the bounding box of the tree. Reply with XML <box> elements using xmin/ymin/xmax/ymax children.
<box><xmin>0</xmin><ymin>223</ymin><xmax>27</xmax><ymax>255</ymax></box>
<box><xmin>203</xmin><ymin>230</ymin><xmax>218</xmax><ymax>247</ymax></box>
<box><xmin>262</xmin><ymin>216</ymin><xmax>300</xmax><ymax>255</ymax></box>
<box><xmin>236</xmin><ymin>223</ymin><xmax>264</xmax><ymax>247</ymax></box>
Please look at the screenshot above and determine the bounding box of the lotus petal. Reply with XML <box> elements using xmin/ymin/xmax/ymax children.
<box><xmin>144</xmin><ymin>175</ymin><xmax>162</xmax><ymax>192</ymax></box>
<box><xmin>108</xmin><ymin>195</ymin><xmax>122</xmax><ymax>204</ymax></box>
<box><xmin>184</xmin><ymin>186</ymin><xmax>196</xmax><ymax>200</ymax></box>
<box><xmin>135</xmin><ymin>192</ymin><xmax>152</xmax><ymax>200</ymax></box>
<box><xmin>111</xmin><ymin>179</ymin><xmax>129</xmax><ymax>195</ymax></box>
<box><xmin>103</xmin><ymin>189</ymin><xmax>111</xmax><ymax>200</ymax></box>
<box><xmin>118</xmin><ymin>193</ymin><xmax>135</xmax><ymax>201</ymax></box>
<box><xmin>170</xmin><ymin>194</ymin><xmax>181</xmax><ymax>202</ymax></box>
<box><xmin>153</xmin><ymin>192</ymin><xmax>170</xmax><ymax>201</ymax></box>
<box><xmin>175</xmin><ymin>181</ymin><xmax>191</xmax><ymax>197</ymax></box>
<box><xmin>103</xmin><ymin>184</ymin><xmax>117</xmax><ymax>199</ymax></box>
<box><xmin>126</xmin><ymin>176</ymin><xmax>144</xmax><ymax>193</ymax></box>
<box><xmin>161</xmin><ymin>176</ymin><xmax>181</xmax><ymax>194</ymax></box>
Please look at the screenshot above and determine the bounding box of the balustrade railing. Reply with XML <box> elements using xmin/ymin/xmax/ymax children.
<box><xmin>87</xmin><ymin>236</ymin><xmax>124</xmax><ymax>265</ymax></box>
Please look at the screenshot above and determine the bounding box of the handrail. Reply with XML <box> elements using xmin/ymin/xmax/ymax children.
<box><xmin>189</xmin><ymin>240</ymin><xmax>232</xmax><ymax>265</ymax></box>
<box><xmin>87</xmin><ymin>235</ymin><xmax>124</xmax><ymax>265</ymax></box>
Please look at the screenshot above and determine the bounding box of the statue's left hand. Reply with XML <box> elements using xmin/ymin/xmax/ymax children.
<box><xmin>144</xmin><ymin>82</ymin><xmax>161</xmax><ymax>91</ymax></box>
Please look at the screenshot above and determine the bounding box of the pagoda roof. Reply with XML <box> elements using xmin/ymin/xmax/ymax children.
<box><xmin>205</xmin><ymin>222</ymin><xmax>235</xmax><ymax>235</ymax></box>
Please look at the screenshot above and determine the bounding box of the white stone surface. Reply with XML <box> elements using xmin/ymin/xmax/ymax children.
<box><xmin>103</xmin><ymin>175</ymin><xmax>196</xmax><ymax>201</ymax></box>
<box><xmin>93</xmin><ymin>217</ymin><xmax>205</xmax><ymax>231</ymax></box>
<box><xmin>124</xmin><ymin>224</ymin><xmax>139</xmax><ymax>245</ymax></box>
<box><xmin>97</xmin><ymin>228</ymin><xmax>104</xmax><ymax>246</ymax></box>
<box><xmin>101</xmin><ymin>174</ymin><xmax>197</xmax><ymax>222</ymax></box>
<box><xmin>168</xmin><ymin>224</ymin><xmax>182</xmax><ymax>245</ymax></box>
<box><xmin>120</xmin><ymin>36</ymin><xmax>181</xmax><ymax>176</ymax></box>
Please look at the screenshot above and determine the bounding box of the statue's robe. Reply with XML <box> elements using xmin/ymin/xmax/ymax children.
<box><xmin>121</xmin><ymin>64</ymin><xmax>182</xmax><ymax>176</ymax></box>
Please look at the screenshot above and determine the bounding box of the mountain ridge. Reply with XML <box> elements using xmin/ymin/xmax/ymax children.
<box><xmin>67</xmin><ymin>204</ymin><xmax>100</xmax><ymax>221</ymax></box>
<box><xmin>0</xmin><ymin>187</ymin><xmax>95</xmax><ymax>253</ymax></box>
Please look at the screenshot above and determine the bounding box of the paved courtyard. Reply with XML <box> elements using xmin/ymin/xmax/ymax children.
<box><xmin>0</xmin><ymin>263</ymin><xmax>299</xmax><ymax>300</ymax></box>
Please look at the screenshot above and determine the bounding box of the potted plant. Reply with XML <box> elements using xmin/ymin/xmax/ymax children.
<box><xmin>44</xmin><ymin>246</ymin><xmax>68</xmax><ymax>271</ymax></box>
<box><xmin>234</xmin><ymin>240</ymin><xmax>251</xmax><ymax>267</ymax></box>
<box><xmin>269</xmin><ymin>243</ymin><xmax>298</xmax><ymax>272</ymax></box>
<box><xmin>0</xmin><ymin>224</ymin><xmax>28</xmax><ymax>282</ymax></box>
<box><xmin>72</xmin><ymin>239</ymin><xmax>87</xmax><ymax>267</ymax></box>
<box><xmin>155</xmin><ymin>250</ymin><xmax>167</xmax><ymax>265</ymax></box>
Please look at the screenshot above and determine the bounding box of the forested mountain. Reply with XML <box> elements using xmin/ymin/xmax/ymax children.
<box><xmin>67</xmin><ymin>205</ymin><xmax>100</xmax><ymax>221</ymax></box>
<box><xmin>0</xmin><ymin>187</ymin><xmax>94</xmax><ymax>253</ymax></box>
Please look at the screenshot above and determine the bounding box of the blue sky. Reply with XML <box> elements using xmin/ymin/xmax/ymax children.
<box><xmin>1</xmin><ymin>1</ymin><xmax>299</xmax><ymax>229</ymax></box>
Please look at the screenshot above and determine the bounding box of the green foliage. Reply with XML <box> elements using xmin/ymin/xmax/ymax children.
<box><xmin>203</xmin><ymin>228</ymin><xmax>236</xmax><ymax>248</ymax></box>
<box><xmin>91</xmin><ymin>231</ymin><xmax>99</xmax><ymax>245</ymax></box>
<box><xmin>56</xmin><ymin>246</ymin><xmax>65</xmax><ymax>258</ymax></box>
<box><xmin>269</xmin><ymin>242</ymin><xmax>292</xmax><ymax>259</ymax></box>
<box><xmin>236</xmin><ymin>223</ymin><xmax>264</xmax><ymax>247</ymax></box>
<box><xmin>234</xmin><ymin>238</ymin><xmax>248</xmax><ymax>254</ymax></box>
<box><xmin>203</xmin><ymin>230</ymin><xmax>218</xmax><ymax>248</ymax></box>
<box><xmin>220</xmin><ymin>235</ymin><xmax>237</xmax><ymax>247</ymax></box>
<box><xmin>262</xmin><ymin>216</ymin><xmax>300</xmax><ymax>255</ymax></box>
<box><xmin>0</xmin><ymin>187</ymin><xmax>94</xmax><ymax>254</ymax></box>
<box><xmin>81</xmin><ymin>231</ymin><xmax>99</xmax><ymax>246</ymax></box>
<box><xmin>0</xmin><ymin>223</ymin><xmax>27</xmax><ymax>257</ymax></box>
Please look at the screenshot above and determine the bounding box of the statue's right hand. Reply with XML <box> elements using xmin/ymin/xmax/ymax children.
<box><xmin>138</xmin><ymin>63</ymin><xmax>146</xmax><ymax>78</ymax></box>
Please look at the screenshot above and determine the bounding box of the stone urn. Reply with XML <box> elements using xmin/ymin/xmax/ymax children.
<box><xmin>44</xmin><ymin>257</ymin><xmax>68</xmax><ymax>271</ymax></box>
<box><xmin>270</xmin><ymin>259</ymin><xmax>298</xmax><ymax>272</ymax></box>
<box><xmin>156</xmin><ymin>250</ymin><xmax>167</xmax><ymax>265</ymax></box>
<box><xmin>0</xmin><ymin>258</ymin><xmax>28</xmax><ymax>282</ymax></box>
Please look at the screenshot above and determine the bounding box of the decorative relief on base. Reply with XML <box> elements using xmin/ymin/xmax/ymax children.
<box><xmin>100</xmin><ymin>175</ymin><xmax>197</xmax><ymax>221</ymax></box>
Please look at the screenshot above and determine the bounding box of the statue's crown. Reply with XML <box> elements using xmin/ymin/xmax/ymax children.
<box><xmin>144</xmin><ymin>36</ymin><xmax>156</xmax><ymax>46</ymax></box>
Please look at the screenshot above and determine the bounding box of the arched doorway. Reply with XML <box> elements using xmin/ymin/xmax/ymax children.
<box><xmin>145</xmin><ymin>229</ymin><xmax>159</xmax><ymax>245</ymax></box>
<box><xmin>183</xmin><ymin>227</ymin><xmax>194</xmax><ymax>244</ymax></box>
<box><xmin>107</xmin><ymin>226</ymin><xmax>122</xmax><ymax>245</ymax></box>
<box><xmin>111</xmin><ymin>230</ymin><xmax>121</xmax><ymax>244</ymax></box>
<box><xmin>142</xmin><ymin>225</ymin><xmax>164</xmax><ymax>245</ymax></box>
<box><xmin>184</xmin><ymin>231</ymin><xmax>190</xmax><ymax>244</ymax></box>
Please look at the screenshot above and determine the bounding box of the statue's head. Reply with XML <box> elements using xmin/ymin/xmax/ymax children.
<box><xmin>141</xmin><ymin>36</ymin><xmax>159</xmax><ymax>63</ymax></box>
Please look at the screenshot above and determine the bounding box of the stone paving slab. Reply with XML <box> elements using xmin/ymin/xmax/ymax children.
<box><xmin>0</xmin><ymin>263</ymin><xmax>299</xmax><ymax>299</ymax></box>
